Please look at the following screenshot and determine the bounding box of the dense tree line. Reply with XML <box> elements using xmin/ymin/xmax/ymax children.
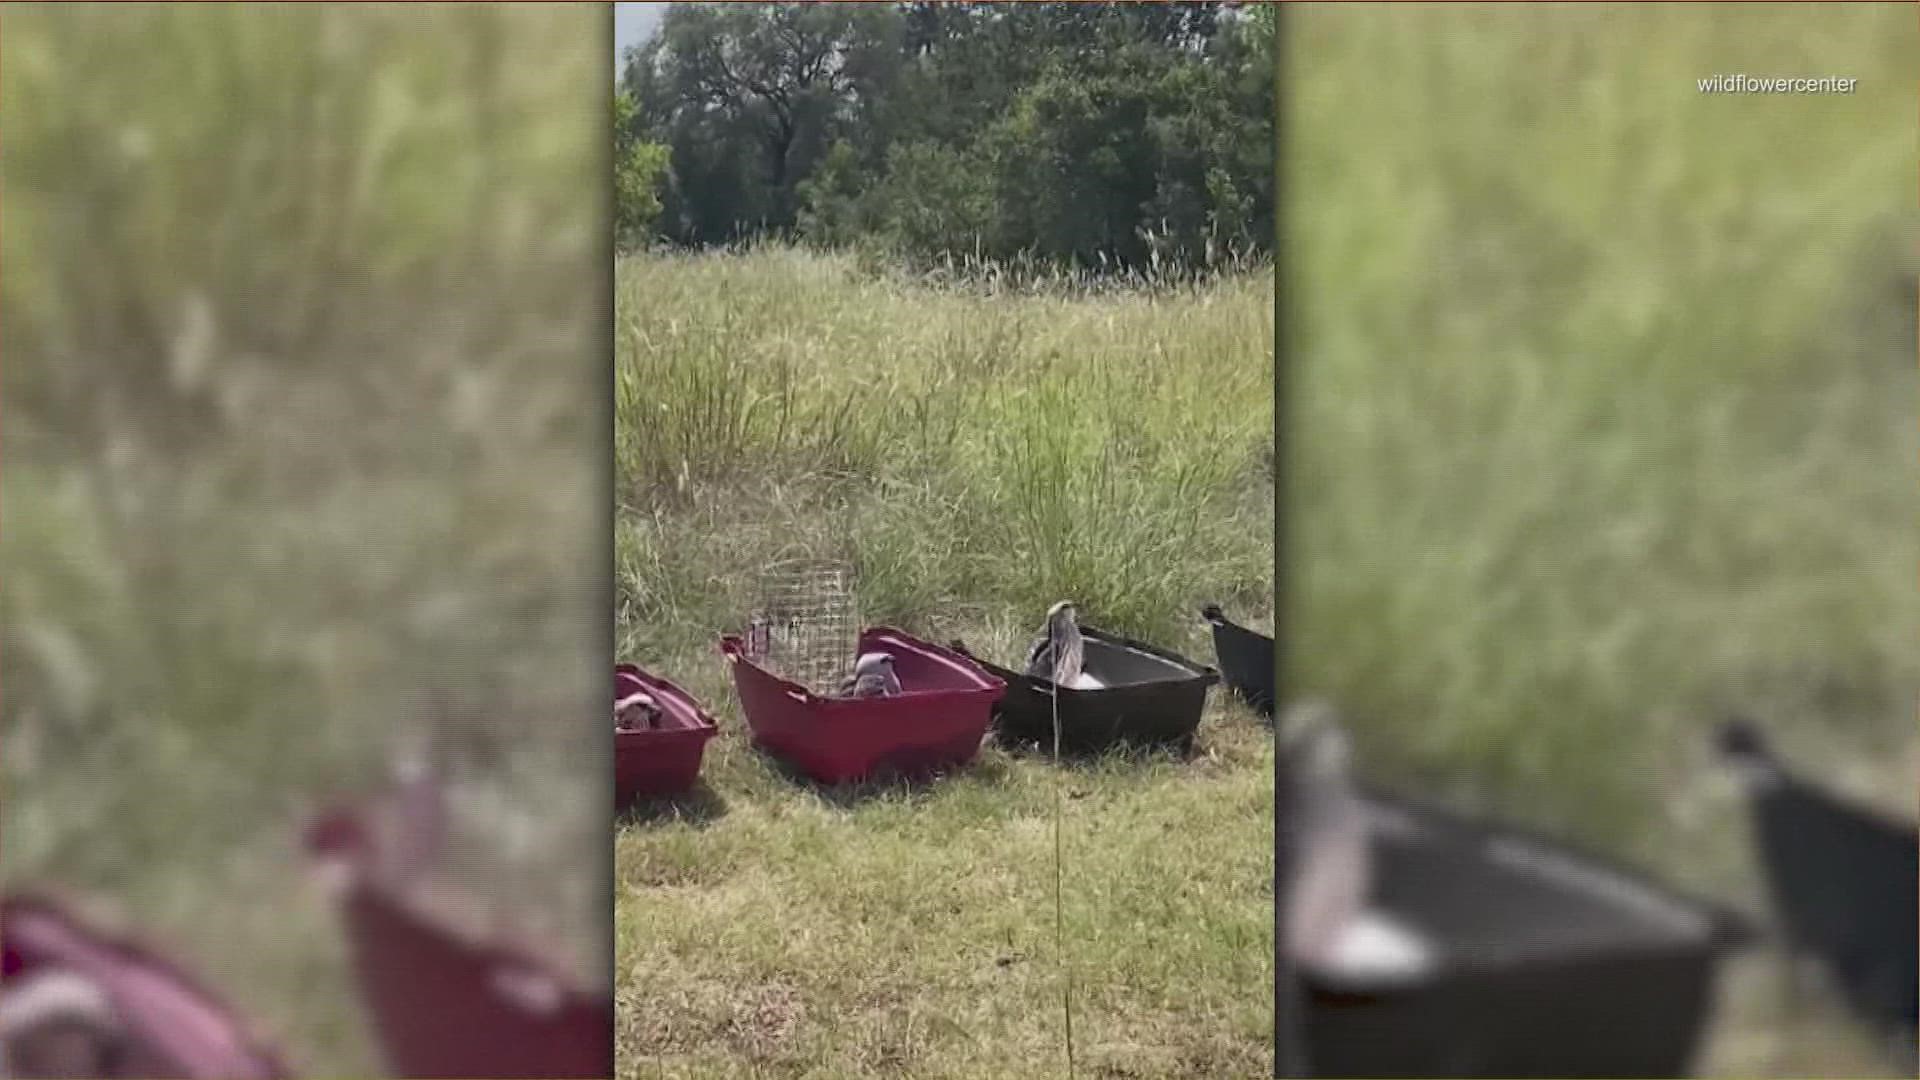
<box><xmin>617</xmin><ymin>2</ymin><xmax>1274</xmax><ymax>271</ymax></box>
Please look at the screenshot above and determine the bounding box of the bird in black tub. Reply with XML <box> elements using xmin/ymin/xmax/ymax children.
<box><xmin>1281</xmin><ymin>701</ymin><xmax>1433</xmax><ymax>983</ymax></box>
<box><xmin>1024</xmin><ymin>600</ymin><xmax>1105</xmax><ymax>690</ymax></box>
<box><xmin>1714</xmin><ymin>716</ymin><xmax>1919</xmax><ymax>1068</ymax></box>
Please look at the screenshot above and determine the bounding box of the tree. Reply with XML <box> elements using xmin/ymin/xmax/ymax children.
<box><xmin>613</xmin><ymin>89</ymin><xmax>668</xmax><ymax>249</ymax></box>
<box><xmin>626</xmin><ymin>2</ymin><xmax>1274</xmax><ymax>273</ymax></box>
<box><xmin>623</xmin><ymin>4</ymin><xmax>900</xmax><ymax>243</ymax></box>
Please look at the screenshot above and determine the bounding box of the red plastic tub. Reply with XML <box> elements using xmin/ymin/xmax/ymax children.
<box><xmin>0</xmin><ymin>892</ymin><xmax>290</xmax><ymax>1079</ymax></box>
<box><xmin>304</xmin><ymin>780</ymin><xmax>612</xmax><ymax>1080</ymax></box>
<box><xmin>615</xmin><ymin>663</ymin><xmax>719</xmax><ymax>809</ymax></box>
<box><xmin>718</xmin><ymin>626</ymin><xmax>1005</xmax><ymax>785</ymax></box>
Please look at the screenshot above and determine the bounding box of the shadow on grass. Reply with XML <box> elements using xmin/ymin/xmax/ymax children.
<box><xmin>756</xmin><ymin>741</ymin><xmax>1014</xmax><ymax>808</ymax></box>
<box><xmin>617</xmin><ymin>780</ymin><xmax>730</xmax><ymax>828</ymax></box>
<box><xmin>988</xmin><ymin>727</ymin><xmax>1203</xmax><ymax>766</ymax></box>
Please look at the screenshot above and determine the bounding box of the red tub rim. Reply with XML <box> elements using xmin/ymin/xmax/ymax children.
<box><xmin>1</xmin><ymin>890</ymin><xmax>293</xmax><ymax>1079</ymax></box>
<box><xmin>615</xmin><ymin>662</ymin><xmax>720</xmax><ymax>739</ymax></box>
<box><xmin>301</xmin><ymin>782</ymin><xmax>613</xmax><ymax>1078</ymax></box>
<box><xmin>718</xmin><ymin>625</ymin><xmax>1006</xmax><ymax>703</ymax></box>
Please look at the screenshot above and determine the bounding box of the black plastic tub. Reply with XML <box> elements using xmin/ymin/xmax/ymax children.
<box><xmin>955</xmin><ymin>625</ymin><xmax>1218</xmax><ymax>755</ymax></box>
<box><xmin>1739</xmin><ymin>763</ymin><xmax>1918</xmax><ymax>1052</ymax></box>
<box><xmin>1202</xmin><ymin>604</ymin><xmax>1275</xmax><ymax>720</ymax></box>
<box><xmin>1297</xmin><ymin>791</ymin><xmax>1752</xmax><ymax>1078</ymax></box>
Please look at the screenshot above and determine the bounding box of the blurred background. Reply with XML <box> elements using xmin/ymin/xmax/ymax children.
<box><xmin>1</xmin><ymin>4</ymin><xmax>608</xmax><ymax>1074</ymax></box>
<box><xmin>1285</xmin><ymin>5</ymin><xmax>1916</xmax><ymax>1075</ymax></box>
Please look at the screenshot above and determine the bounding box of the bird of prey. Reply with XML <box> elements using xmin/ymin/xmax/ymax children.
<box><xmin>1279</xmin><ymin>701</ymin><xmax>1434</xmax><ymax>984</ymax></box>
<box><xmin>1714</xmin><ymin>717</ymin><xmax>1919</xmax><ymax>1065</ymax></box>
<box><xmin>838</xmin><ymin>652</ymin><xmax>902</xmax><ymax>699</ymax></box>
<box><xmin>614</xmin><ymin>689</ymin><xmax>662</xmax><ymax>731</ymax></box>
<box><xmin>1281</xmin><ymin>701</ymin><xmax>1373</xmax><ymax>973</ymax></box>
<box><xmin>0</xmin><ymin>968</ymin><xmax>128</xmax><ymax>1079</ymax></box>
<box><xmin>1025</xmin><ymin>600</ymin><xmax>1104</xmax><ymax>689</ymax></box>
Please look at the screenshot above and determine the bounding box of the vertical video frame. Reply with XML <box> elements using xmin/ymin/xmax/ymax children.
<box><xmin>614</xmin><ymin>3</ymin><xmax>1277</xmax><ymax>1077</ymax></box>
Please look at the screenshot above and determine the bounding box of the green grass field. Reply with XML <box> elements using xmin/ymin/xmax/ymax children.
<box><xmin>1288</xmin><ymin>6</ymin><xmax>1917</xmax><ymax>1074</ymax></box>
<box><xmin>614</xmin><ymin>249</ymin><xmax>1276</xmax><ymax>1078</ymax></box>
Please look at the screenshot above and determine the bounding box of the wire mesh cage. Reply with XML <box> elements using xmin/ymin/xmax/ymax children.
<box><xmin>747</xmin><ymin>558</ymin><xmax>860</xmax><ymax>696</ymax></box>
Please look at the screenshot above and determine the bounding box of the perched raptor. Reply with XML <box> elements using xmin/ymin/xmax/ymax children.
<box><xmin>0</xmin><ymin>968</ymin><xmax>128</xmax><ymax>1079</ymax></box>
<box><xmin>1025</xmin><ymin>600</ymin><xmax>1104</xmax><ymax>690</ymax></box>
<box><xmin>838</xmin><ymin>652</ymin><xmax>902</xmax><ymax>699</ymax></box>
<box><xmin>1280</xmin><ymin>701</ymin><xmax>1431</xmax><ymax>982</ymax></box>
<box><xmin>614</xmin><ymin>689</ymin><xmax>662</xmax><ymax>731</ymax></box>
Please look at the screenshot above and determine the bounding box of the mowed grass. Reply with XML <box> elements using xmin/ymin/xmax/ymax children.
<box><xmin>615</xmin><ymin>249</ymin><xmax>1275</xmax><ymax>1078</ymax></box>
<box><xmin>1288</xmin><ymin>6</ymin><xmax>1916</xmax><ymax>1075</ymax></box>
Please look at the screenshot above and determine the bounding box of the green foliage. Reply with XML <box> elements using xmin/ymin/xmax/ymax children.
<box><xmin>625</xmin><ymin>2</ymin><xmax>1273</xmax><ymax>273</ymax></box>
<box><xmin>614</xmin><ymin>89</ymin><xmax>668</xmax><ymax>248</ymax></box>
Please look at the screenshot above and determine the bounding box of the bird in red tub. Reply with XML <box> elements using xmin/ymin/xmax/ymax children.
<box><xmin>615</xmin><ymin>688</ymin><xmax>662</xmax><ymax>731</ymax></box>
<box><xmin>0</xmin><ymin>968</ymin><xmax>128</xmax><ymax>1079</ymax></box>
<box><xmin>838</xmin><ymin>652</ymin><xmax>902</xmax><ymax>698</ymax></box>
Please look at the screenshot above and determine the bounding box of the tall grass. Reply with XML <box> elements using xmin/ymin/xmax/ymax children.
<box><xmin>616</xmin><ymin>247</ymin><xmax>1274</xmax><ymax>653</ymax></box>
<box><xmin>1287</xmin><ymin>8</ymin><xmax>1915</xmax><ymax>1073</ymax></box>
<box><xmin>2</xmin><ymin>6</ymin><xmax>607</xmax><ymax>1073</ymax></box>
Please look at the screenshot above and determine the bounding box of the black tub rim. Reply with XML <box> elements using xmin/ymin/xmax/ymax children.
<box><xmin>1200</xmin><ymin>602</ymin><xmax>1273</xmax><ymax>643</ymax></box>
<box><xmin>954</xmin><ymin>622</ymin><xmax>1221</xmax><ymax>693</ymax></box>
<box><xmin>1295</xmin><ymin>785</ymin><xmax>1757</xmax><ymax>994</ymax></box>
<box><xmin>1200</xmin><ymin>602</ymin><xmax>1275</xmax><ymax>718</ymax></box>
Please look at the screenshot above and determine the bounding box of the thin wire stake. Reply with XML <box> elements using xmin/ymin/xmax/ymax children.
<box><xmin>1052</xmin><ymin>640</ymin><xmax>1076</xmax><ymax>1080</ymax></box>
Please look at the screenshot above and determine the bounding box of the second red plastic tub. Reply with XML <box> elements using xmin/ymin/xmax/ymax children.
<box><xmin>718</xmin><ymin>626</ymin><xmax>1005</xmax><ymax>785</ymax></box>
<box><xmin>615</xmin><ymin>663</ymin><xmax>719</xmax><ymax>809</ymax></box>
<box><xmin>304</xmin><ymin>785</ymin><xmax>613</xmax><ymax>1080</ymax></box>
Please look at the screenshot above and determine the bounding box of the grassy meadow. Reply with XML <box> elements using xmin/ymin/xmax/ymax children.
<box><xmin>614</xmin><ymin>249</ymin><xmax>1276</xmax><ymax>1078</ymax></box>
<box><xmin>1287</xmin><ymin>6</ymin><xmax>1917</xmax><ymax>1074</ymax></box>
<box><xmin>1</xmin><ymin>7</ymin><xmax>607</xmax><ymax>1075</ymax></box>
